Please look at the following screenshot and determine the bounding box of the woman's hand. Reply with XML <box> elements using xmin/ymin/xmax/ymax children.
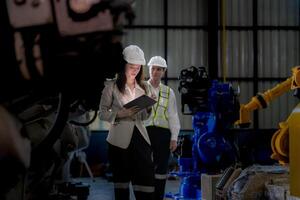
<box><xmin>117</xmin><ymin>106</ymin><xmax>140</xmax><ymax>119</ymax></box>
<box><xmin>145</xmin><ymin>93</ymin><xmax>155</xmax><ymax>113</ymax></box>
<box><xmin>150</xmin><ymin>93</ymin><xmax>157</xmax><ymax>100</ymax></box>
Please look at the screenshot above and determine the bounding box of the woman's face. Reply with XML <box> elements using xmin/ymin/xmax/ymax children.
<box><xmin>125</xmin><ymin>63</ymin><xmax>141</xmax><ymax>80</ymax></box>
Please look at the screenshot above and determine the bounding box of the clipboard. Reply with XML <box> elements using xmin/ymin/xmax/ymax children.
<box><xmin>123</xmin><ymin>95</ymin><xmax>157</xmax><ymax>109</ymax></box>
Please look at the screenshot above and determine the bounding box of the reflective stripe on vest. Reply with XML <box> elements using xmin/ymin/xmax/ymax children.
<box><xmin>148</xmin><ymin>85</ymin><xmax>170</xmax><ymax>129</ymax></box>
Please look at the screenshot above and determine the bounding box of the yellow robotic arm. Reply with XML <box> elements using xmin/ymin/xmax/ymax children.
<box><xmin>235</xmin><ymin>66</ymin><xmax>300</xmax><ymax>127</ymax></box>
<box><xmin>235</xmin><ymin>66</ymin><xmax>300</xmax><ymax>164</ymax></box>
<box><xmin>236</xmin><ymin>78</ymin><xmax>290</xmax><ymax>126</ymax></box>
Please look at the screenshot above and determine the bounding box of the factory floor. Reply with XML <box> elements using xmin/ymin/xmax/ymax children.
<box><xmin>75</xmin><ymin>177</ymin><xmax>180</xmax><ymax>200</ymax></box>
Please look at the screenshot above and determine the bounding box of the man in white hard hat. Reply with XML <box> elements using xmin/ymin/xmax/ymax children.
<box><xmin>144</xmin><ymin>56</ymin><xmax>180</xmax><ymax>200</ymax></box>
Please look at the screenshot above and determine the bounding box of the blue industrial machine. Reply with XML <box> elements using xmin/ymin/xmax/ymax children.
<box><xmin>167</xmin><ymin>66</ymin><xmax>239</xmax><ymax>200</ymax></box>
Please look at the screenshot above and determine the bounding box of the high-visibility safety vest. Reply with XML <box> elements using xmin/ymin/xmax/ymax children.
<box><xmin>145</xmin><ymin>84</ymin><xmax>170</xmax><ymax>129</ymax></box>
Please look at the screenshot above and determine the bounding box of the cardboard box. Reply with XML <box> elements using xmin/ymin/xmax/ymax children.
<box><xmin>201</xmin><ymin>174</ymin><xmax>222</xmax><ymax>200</ymax></box>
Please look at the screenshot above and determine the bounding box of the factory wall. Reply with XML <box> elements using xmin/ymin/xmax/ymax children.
<box><xmin>92</xmin><ymin>0</ymin><xmax>300</xmax><ymax>131</ymax></box>
<box><xmin>220</xmin><ymin>0</ymin><xmax>300</xmax><ymax>128</ymax></box>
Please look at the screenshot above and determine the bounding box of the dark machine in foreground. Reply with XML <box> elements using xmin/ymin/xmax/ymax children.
<box><xmin>0</xmin><ymin>1</ymin><xmax>134</xmax><ymax>199</ymax></box>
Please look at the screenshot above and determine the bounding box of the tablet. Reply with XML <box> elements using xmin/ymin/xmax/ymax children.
<box><xmin>123</xmin><ymin>95</ymin><xmax>157</xmax><ymax>109</ymax></box>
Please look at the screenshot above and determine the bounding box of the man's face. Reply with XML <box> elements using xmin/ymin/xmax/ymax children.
<box><xmin>150</xmin><ymin>66</ymin><xmax>166</xmax><ymax>81</ymax></box>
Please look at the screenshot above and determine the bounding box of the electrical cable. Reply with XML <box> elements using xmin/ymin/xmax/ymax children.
<box><xmin>32</xmin><ymin>93</ymin><xmax>69</xmax><ymax>156</ymax></box>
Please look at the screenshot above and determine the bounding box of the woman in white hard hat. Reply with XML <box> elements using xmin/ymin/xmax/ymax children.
<box><xmin>144</xmin><ymin>56</ymin><xmax>181</xmax><ymax>200</ymax></box>
<box><xmin>99</xmin><ymin>45</ymin><xmax>154</xmax><ymax>200</ymax></box>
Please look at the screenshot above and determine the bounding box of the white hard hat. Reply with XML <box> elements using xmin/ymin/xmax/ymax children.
<box><xmin>148</xmin><ymin>56</ymin><xmax>167</xmax><ymax>68</ymax></box>
<box><xmin>122</xmin><ymin>45</ymin><xmax>146</xmax><ymax>65</ymax></box>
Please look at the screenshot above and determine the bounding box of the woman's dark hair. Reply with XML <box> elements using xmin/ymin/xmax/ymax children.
<box><xmin>116</xmin><ymin>59</ymin><xmax>146</xmax><ymax>94</ymax></box>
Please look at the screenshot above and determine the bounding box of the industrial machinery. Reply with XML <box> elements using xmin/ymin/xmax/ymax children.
<box><xmin>235</xmin><ymin>66</ymin><xmax>300</xmax><ymax>198</ymax></box>
<box><xmin>235</xmin><ymin>66</ymin><xmax>300</xmax><ymax>165</ymax></box>
<box><xmin>167</xmin><ymin>66</ymin><xmax>239</xmax><ymax>200</ymax></box>
<box><xmin>0</xmin><ymin>1</ymin><xmax>135</xmax><ymax>200</ymax></box>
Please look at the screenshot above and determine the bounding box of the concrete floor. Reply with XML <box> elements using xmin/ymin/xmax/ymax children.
<box><xmin>74</xmin><ymin>177</ymin><xmax>180</xmax><ymax>200</ymax></box>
